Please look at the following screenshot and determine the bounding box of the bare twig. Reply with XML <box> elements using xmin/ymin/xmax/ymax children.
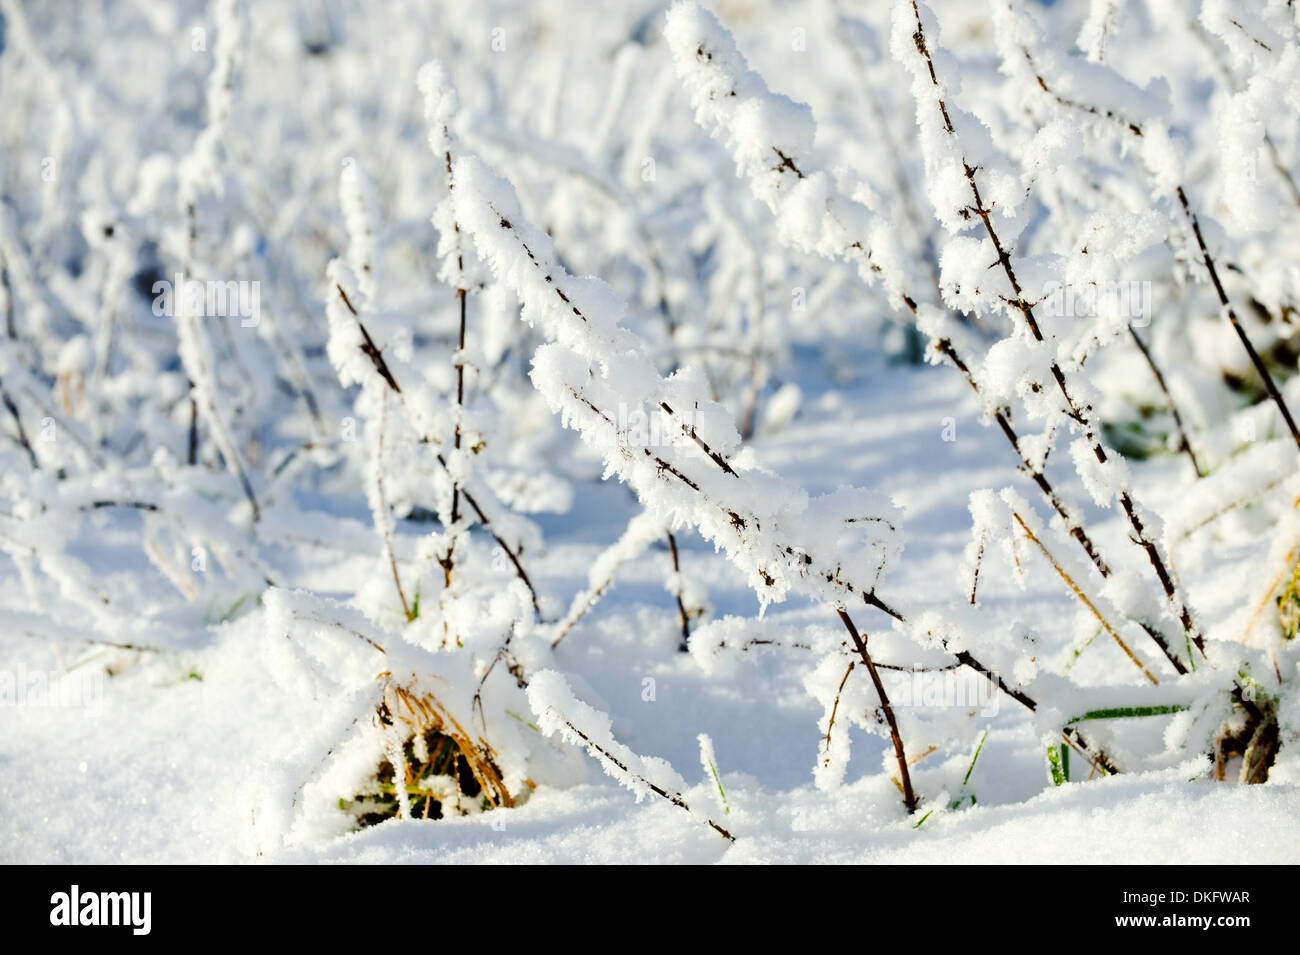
<box><xmin>450</xmin><ymin>286</ymin><xmax>467</xmax><ymax>525</ymax></box>
<box><xmin>559</xmin><ymin>716</ymin><xmax>734</xmax><ymax>841</ymax></box>
<box><xmin>667</xmin><ymin>531</ymin><xmax>691</xmax><ymax>651</ymax></box>
<box><xmin>374</xmin><ymin>390</ymin><xmax>413</xmax><ymax>621</ymax></box>
<box><xmin>1128</xmin><ymin>323</ymin><xmax>1203</xmax><ymax>477</ymax></box>
<box><xmin>861</xmin><ymin>588</ymin><xmax>1121</xmax><ymax>774</ymax></box>
<box><xmin>1010</xmin><ymin>511</ymin><xmax>1159</xmax><ymax>684</ymax></box>
<box><xmin>0</xmin><ymin>377</ymin><xmax>38</xmax><ymax>470</ymax></box>
<box><xmin>1014</xmin><ymin>36</ymin><xmax>1300</xmax><ymax>454</ymax></box>
<box><xmin>837</xmin><ymin>608</ymin><xmax>917</xmax><ymax>813</ymax></box>
<box><xmin>334</xmin><ymin>284</ymin><xmax>542</xmax><ymax>618</ymax></box>
<box><xmin>1176</xmin><ymin>184</ymin><xmax>1300</xmax><ymax>451</ymax></box>
<box><xmin>822</xmin><ymin>660</ymin><xmax>855</xmax><ymax>769</ymax></box>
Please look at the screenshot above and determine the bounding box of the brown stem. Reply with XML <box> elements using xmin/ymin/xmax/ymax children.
<box><xmin>1127</xmin><ymin>323</ymin><xmax>1203</xmax><ymax>477</ymax></box>
<box><xmin>0</xmin><ymin>377</ymin><xmax>38</xmax><ymax>470</ymax></box>
<box><xmin>437</xmin><ymin>451</ymin><xmax>542</xmax><ymax>619</ymax></box>
<box><xmin>375</xmin><ymin>391</ymin><xmax>413</xmax><ymax>621</ymax></box>
<box><xmin>1010</xmin><ymin>511</ymin><xmax>1158</xmax><ymax>684</ymax></box>
<box><xmin>442</xmin><ymin>285</ymin><xmax>469</xmax><ymax>614</ymax></box>
<box><xmin>822</xmin><ymin>660</ymin><xmax>856</xmax><ymax>769</ymax></box>
<box><xmin>667</xmin><ymin>531</ymin><xmax>691</xmax><ymax>651</ymax></box>
<box><xmin>993</xmin><ymin>45</ymin><xmax>1294</xmax><ymax>715</ymax></box>
<box><xmin>0</xmin><ymin>255</ymin><xmax>14</xmax><ymax>339</ymax></box>
<box><xmin>559</xmin><ymin>716</ymin><xmax>734</xmax><ymax>841</ymax></box>
<box><xmin>1175</xmin><ymin>184</ymin><xmax>1300</xmax><ymax>451</ymax></box>
<box><xmin>933</xmin><ymin>336</ymin><xmax>1111</xmax><ymax>578</ymax></box>
<box><xmin>450</xmin><ymin>286</ymin><xmax>466</xmax><ymax>526</ymax></box>
<box><xmin>187</xmin><ymin>390</ymin><xmax>198</xmax><ymax>466</ymax></box>
<box><xmin>837</xmin><ymin>608</ymin><xmax>917</xmax><ymax>814</ymax></box>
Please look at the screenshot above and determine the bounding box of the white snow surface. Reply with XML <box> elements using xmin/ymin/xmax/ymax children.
<box><xmin>2</xmin><ymin>0</ymin><xmax>1299</xmax><ymax>865</ymax></box>
<box><xmin>2</xmin><ymin>364</ymin><xmax>1296</xmax><ymax>863</ymax></box>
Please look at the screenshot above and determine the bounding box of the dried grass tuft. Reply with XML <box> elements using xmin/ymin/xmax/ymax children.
<box><xmin>342</xmin><ymin>679</ymin><xmax>515</xmax><ymax>827</ymax></box>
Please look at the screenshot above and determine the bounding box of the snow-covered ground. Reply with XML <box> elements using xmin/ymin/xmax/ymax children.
<box><xmin>2</xmin><ymin>0</ymin><xmax>1300</xmax><ymax>864</ymax></box>
<box><xmin>3</xmin><ymin>362</ymin><xmax>1297</xmax><ymax>863</ymax></box>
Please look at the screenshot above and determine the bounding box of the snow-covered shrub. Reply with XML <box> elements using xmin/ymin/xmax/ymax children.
<box><xmin>2</xmin><ymin>0</ymin><xmax>1299</xmax><ymax>859</ymax></box>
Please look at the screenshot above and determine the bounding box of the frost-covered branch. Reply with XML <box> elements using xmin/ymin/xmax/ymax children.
<box><xmin>527</xmin><ymin>670</ymin><xmax>734</xmax><ymax>840</ymax></box>
<box><xmin>550</xmin><ymin>509</ymin><xmax>664</xmax><ymax>648</ymax></box>
<box><xmin>987</xmin><ymin>0</ymin><xmax>1300</xmax><ymax>454</ymax></box>
<box><xmin>325</xmin><ymin>266</ymin><xmax>544</xmax><ymax>621</ymax></box>
<box><xmin>453</xmin><ymin>154</ymin><xmax>904</xmax><ymax>613</ymax></box>
<box><xmin>450</xmin><ymin>118</ymin><xmax>1127</xmax><ymax>798</ymax></box>
<box><xmin>896</xmin><ymin>0</ymin><xmax>1202</xmax><ymax>673</ymax></box>
<box><xmin>664</xmin><ymin>1</ymin><xmax>1112</xmax><ymax>585</ymax></box>
<box><xmin>173</xmin><ymin>0</ymin><xmax>260</xmax><ymax>521</ymax></box>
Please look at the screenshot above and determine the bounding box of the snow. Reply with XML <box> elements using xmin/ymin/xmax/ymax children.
<box><xmin>665</xmin><ymin>1</ymin><xmax>912</xmax><ymax>306</ymax></box>
<box><xmin>1</xmin><ymin>0</ymin><xmax>1299</xmax><ymax>866</ymax></box>
<box><xmin>4</xmin><ymin>355</ymin><xmax>1295</xmax><ymax>862</ymax></box>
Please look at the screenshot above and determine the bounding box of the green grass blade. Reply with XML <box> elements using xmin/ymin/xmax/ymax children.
<box><xmin>962</xmin><ymin>731</ymin><xmax>988</xmax><ymax>788</ymax></box>
<box><xmin>1047</xmin><ymin>744</ymin><xmax>1066</xmax><ymax>786</ymax></box>
<box><xmin>706</xmin><ymin>758</ymin><xmax>730</xmax><ymax>815</ymax></box>
<box><xmin>1065</xmin><ymin>704</ymin><xmax>1188</xmax><ymax>724</ymax></box>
